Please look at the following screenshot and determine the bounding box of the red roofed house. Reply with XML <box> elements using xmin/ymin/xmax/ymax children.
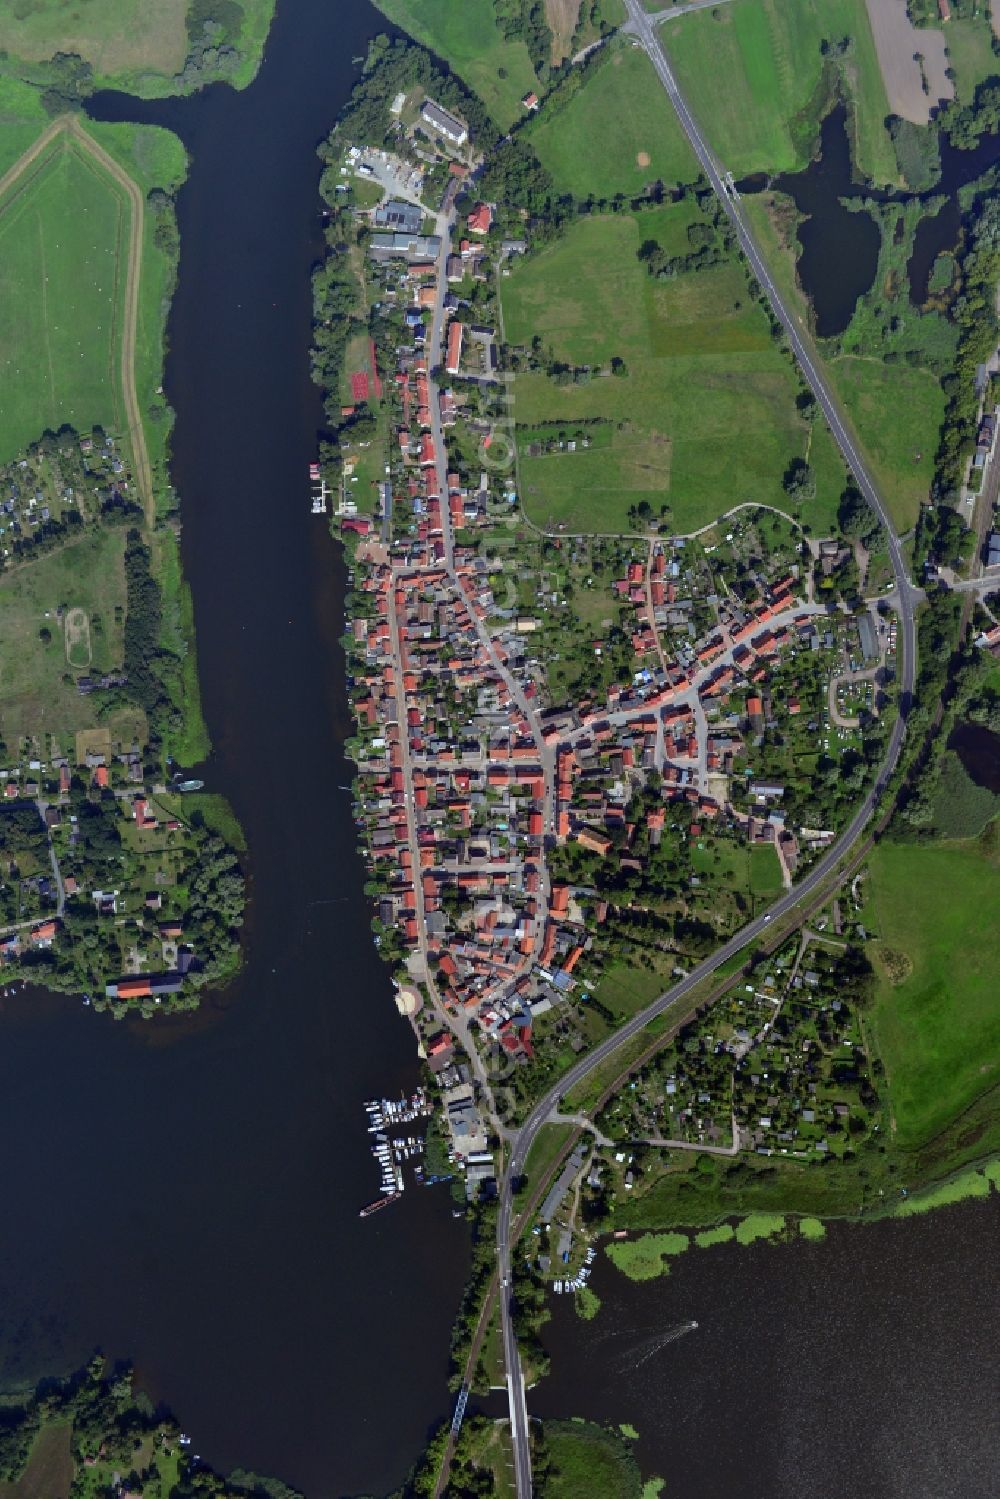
<box><xmin>445</xmin><ymin>319</ymin><xmax>464</xmax><ymax>375</ymax></box>
<box><xmin>467</xmin><ymin>202</ymin><xmax>493</xmax><ymax>235</ymax></box>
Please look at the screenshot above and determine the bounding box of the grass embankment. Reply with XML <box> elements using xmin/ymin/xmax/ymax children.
<box><xmin>372</xmin><ymin>0</ymin><xmax>540</xmax><ymax>129</ymax></box>
<box><xmin>868</xmin><ymin>834</ymin><xmax>1000</xmax><ymax>1151</ymax></box>
<box><xmin>664</xmin><ymin>0</ymin><xmax>897</xmax><ymax>185</ymax></box>
<box><xmin>0</xmin><ymin>0</ymin><xmax>276</xmax><ymax>96</ymax></box>
<box><xmin>527</xmin><ymin>44</ymin><xmax>699</xmax><ymax>198</ymax></box>
<box><xmin>503</xmin><ymin>212</ymin><xmax>845</xmax><ymax>535</ymax></box>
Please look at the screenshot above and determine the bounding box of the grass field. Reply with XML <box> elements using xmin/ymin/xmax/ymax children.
<box><xmin>372</xmin><ymin>0</ymin><xmax>540</xmax><ymax>128</ymax></box>
<box><xmin>0</xmin><ymin>77</ymin><xmax>48</xmax><ymax>179</ymax></box>
<box><xmin>944</xmin><ymin>16</ymin><xmax>999</xmax><ymax>104</ymax></box>
<box><xmin>541</xmin><ymin>1421</ymin><xmax>642</xmax><ymax>1499</ymax></box>
<box><xmin>664</xmin><ymin>0</ymin><xmax>897</xmax><ymax>185</ymax></box>
<box><xmin>869</xmin><ymin>833</ymin><xmax>1000</xmax><ymax>1150</ymax></box>
<box><xmin>504</xmin><ymin>214</ymin><xmax>844</xmax><ymax>534</ymax></box>
<box><xmin>0</xmin><ymin>132</ymin><xmax>129</xmax><ymax>463</ymax></box>
<box><xmin>0</xmin><ymin>528</ymin><xmax>128</xmax><ymax>745</ymax></box>
<box><xmin>740</xmin><ymin>193</ymin><xmax>939</xmax><ymax>533</ymax></box>
<box><xmin>527</xmin><ymin>44</ymin><xmax>699</xmax><ymax>198</ymax></box>
<box><xmin>828</xmin><ymin>356</ymin><xmax>941</xmax><ymax>532</ymax></box>
<box><xmin>0</xmin><ymin>0</ymin><xmax>188</xmax><ymax>80</ymax></box>
<box><xmin>0</xmin><ymin>0</ymin><xmax>276</xmax><ymax>94</ymax></box>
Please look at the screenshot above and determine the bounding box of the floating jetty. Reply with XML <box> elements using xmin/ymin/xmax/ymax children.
<box><xmin>359</xmin><ymin>1192</ymin><xmax>401</xmax><ymax>1219</ymax></box>
<box><xmin>360</xmin><ymin>1090</ymin><xmax>434</xmax><ymax>1216</ymax></box>
<box><xmin>309</xmin><ymin>461</ymin><xmax>328</xmax><ymax>514</ymax></box>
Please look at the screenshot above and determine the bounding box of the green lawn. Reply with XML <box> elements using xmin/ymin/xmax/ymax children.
<box><xmin>828</xmin><ymin>356</ymin><xmax>941</xmax><ymax>532</ymax></box>
<box><xmin>943</xmin><ymin>16</ymin><xmax>999</xmax><ymax>104</ymax></box>
<box><xmin>869</xmin><ymin>834</ymin><xmax>1000</xmax><ymax>1150</ymax></box>
<box><xmin>372</xmin><ymin>0</ymin><xmax>540</xmax><ymax>128</ymax></box>
<box><xmin>504</xmin><ymin>214</ymin><xmax>842</xmax><ymax>533</ymax></box>
<box><xmin>593</xmin><ymin>956</ymin><xmax>673</xmax><ymax>1019</ymax></box>
<box><xmin>749</xmin><ymin>841</ymin><xmax>784</xmax><ymax>896</ymax></box>
<box><xmin>527</xmin><ymin>44</ymin><xmax>699</xmax><ymax>199</ymax></box>
<box><xmin>0</xmin><ymin>132</ymin><xmax>129</xmax><ymax>463</ymax></box>
<box><xmin>0</xmin><ymin>528</ymin><xmax>128</xmax><ymax>745</ymax></box>
<box><xmin>664</xmin><ymin>0</ymin><xmax>897</xmax><ymax>184</ymax></box>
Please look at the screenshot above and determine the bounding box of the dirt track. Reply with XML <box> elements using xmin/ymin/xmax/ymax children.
<box><xmin>0</xmin><ymin>113</ymin><xmax>153</xmax><ymax>523</ymax></box>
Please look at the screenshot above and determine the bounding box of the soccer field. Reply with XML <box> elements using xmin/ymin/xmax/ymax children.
<box><xmin>0</xmin><ymin>133</ymin><xmax>129</xmax><ymax>462</ymax></box>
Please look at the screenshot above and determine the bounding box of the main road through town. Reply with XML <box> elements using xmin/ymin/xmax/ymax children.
<box><xmin>498</xmin><ymin>4</ymin><xmax>921</xmax><ymax>1492</ymax></box>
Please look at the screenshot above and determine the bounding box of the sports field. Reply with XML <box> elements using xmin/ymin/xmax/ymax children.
<box><xmin>869</xmin><ymin>833</ymin><xmax>1000</xmax><ymax>1150</ymax></box>
<box><xmin>372</xmin><ymin>0</ymin><xmax>540</xmax><ymax>128</ymax></box>
<box><xmin>0</xmin><ymin>132</ymin><xmax>128</xmax><ymax>463</ymax></box>
<box><xmin>664</xmin><ymin>0</ymin><xmax>897</xmax><ymax>184</ymax></box>
<box><xmin>503</xmin><ymin>213</ymin><xmax>846</xmax><ymax>534</ymax></box>
<box><xmin>527</xmin><ymin>44</ymin><xmax>699</xmax><ymax>198</ymax></box>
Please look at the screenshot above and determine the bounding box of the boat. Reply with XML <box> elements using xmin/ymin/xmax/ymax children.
<box><xmin>359</xmin><ymin>1193</ymin><xmax>401</xmax><ymax>1218</ymax></box>
<box><xmin>173</xmin><ymin>777</ymin><xmax>205</xmax><ymax>793</ymax></box>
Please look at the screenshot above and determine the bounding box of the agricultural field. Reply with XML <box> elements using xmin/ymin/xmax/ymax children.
<box><xmin>664</xmin><ymin>0</ymin><xmax>897</xmax><ymax>185</ymax></box>
<box><xmin>503</xmin><ymin>212</ymin><xmax>846</xmax><ymax>534</ymax></box>
<box><xmin>868</xmin><ymin>831</ymin><xmax>1000</xmax><ymax>1151</ymax></box>
<box><xmin>0</xmin><ymin>527</ymin><xmax>129</xmax><ymax>746</ymax></box>
<box><xmin>527</xmin><ymin>44</ymin><xmax>699</xmax><ymax>199</ymax></box>
<box><xmin>0</xmin><ymin>132</ymin><xmax>129</xmax><ymax>463</ymax></box>
<box><xmin>372</xmin><ymin>0</ymin><xmax>540</xmax><ymax>128</ymax></box>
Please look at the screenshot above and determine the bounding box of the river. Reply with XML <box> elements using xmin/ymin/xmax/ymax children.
<box><xmin>533</xmin><ymin>1197</ymin><xmax>1000</xmax><ymax>1499</ymax></box>
<box><xmin>0</xmin><ymin>3</ymin><xmax>468</xmax><ymax>1496</ymax></box>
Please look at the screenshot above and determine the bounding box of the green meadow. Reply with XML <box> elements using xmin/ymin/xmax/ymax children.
<box><xmin>0</xmin><ymin>132</ymin><xmax>129</xmax><ymax>462</ymax></box>
<box><xmin>372</xmin><ymin>0</ymin><xmax>539</xmax><ymax>128</ymax></box>
<box><xmin>527</xmin><ymin>44</ymin><xmax>699</xmax><ymax>198</ymax></box>
<box><xmin>869</xmin><ymin>834</ymin><xmax>1000</xmax><ymax>1150</ymax></box>
<box><xmin>664</xmin><ymin>0</ymin><xmax>897</xmax><ymax>184</ymax></box>
<box><xmin>828</xmin><ymin>357</ymin><xmax>942</xmax><ymax>532</ymax></box>
<box><xmin>0</xmin><ymin>528</ymin><xmax>127</xmax><ymax>744</ymax></box>
<box><xmin>503</xmin><ymin>213</ymin><xmax>845</xmax><ymax>534</ymax></box>
<box><xmin>0</xmin><ymin>0</ymin><xmax>277</xmax><ymax>95</ymax></box>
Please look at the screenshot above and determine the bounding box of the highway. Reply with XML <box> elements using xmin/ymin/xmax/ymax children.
<box><xmin>497</xmin><ymin>5</ymin><xmax>920</xmax><ymax>1493</ymax></box>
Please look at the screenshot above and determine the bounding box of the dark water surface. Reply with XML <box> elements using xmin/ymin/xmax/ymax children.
<box><xmin>0</xmin><ymin>3</ymin><xmax>468</xmax><ymax>1496</ymax></box>
<box><xmin>534</xmin><ymin>1199</ymin><xmax>1000</xmax><ymax>1499</ymax></box>
<box><xmin>746</xmin><ymin>103</ymin><xmax>1000</xmax><ymax>334</ymax></box>
<box><xmin>948</xmin><ymin>720</ymin><xmax>1000</xmax><ymax>791</ymax></box>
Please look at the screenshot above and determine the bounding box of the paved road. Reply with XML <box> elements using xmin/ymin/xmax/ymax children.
<box><xmin>498</xmin><ymin>6</ymin><xmax>920</xmax><ymax>1493</ymax></box>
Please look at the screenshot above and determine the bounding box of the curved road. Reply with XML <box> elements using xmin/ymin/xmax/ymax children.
<box><xmin>497</xmin><ymin>6</ymin><xmax>920</xmax><ymax>1493</ymax></box>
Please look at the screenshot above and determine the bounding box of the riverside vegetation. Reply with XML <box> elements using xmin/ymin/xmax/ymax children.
<box><xmin>0</xmin><ymin>34</ymin><xmax>246</xmax><ymax>1008</ymax></box>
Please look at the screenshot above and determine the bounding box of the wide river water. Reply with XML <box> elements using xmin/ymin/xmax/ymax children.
<box><xmin>1</xmin><ymin>4</ymin><xmax>998</xmax><ymax>1497</ymax></box>
<box><xmin>0</xmin><ymin>2</ymin><xmax>468</xmax><ymax>1496</ymax></box>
